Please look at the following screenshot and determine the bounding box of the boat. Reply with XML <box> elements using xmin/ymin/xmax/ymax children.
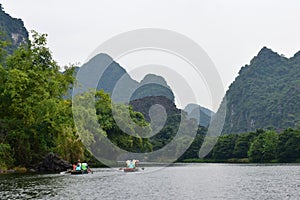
<box><xmin>122</xmin><ymin>159</ymin><xmax>142</xmax><ymax>172</ymax></box>
<box><xmin>70</xmin><ymin>170</ymin><xmax>89</xmax><ymax>175</ymax></box>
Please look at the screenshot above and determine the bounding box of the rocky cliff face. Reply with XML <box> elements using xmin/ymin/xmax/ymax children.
<box><xmin>37</xmin><ymin>153</ymin><xmax>71</xmax><ymax>172</ymax></box>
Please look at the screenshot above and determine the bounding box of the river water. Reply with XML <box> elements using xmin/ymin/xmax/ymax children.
<box><xmin>0</xmin><ymin>163</ymin><xmax>299</xmax><ymax>200</ymax></box>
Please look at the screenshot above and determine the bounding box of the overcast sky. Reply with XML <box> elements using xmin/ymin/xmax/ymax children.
<box><xmin>1</xmin><ymin>0</ymin><xmax>300</xmax><ymax>111</ymax></box>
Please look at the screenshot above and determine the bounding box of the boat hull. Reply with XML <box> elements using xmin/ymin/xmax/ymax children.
<box><xmin>70</xmin><ymin>170</ymin><xmax>89</xmax><ymax>175</ymax></box>
<box><xmin>123</xmin><ymin>168</ymin><xmax>139</xmax><ymax>172</ymax></box>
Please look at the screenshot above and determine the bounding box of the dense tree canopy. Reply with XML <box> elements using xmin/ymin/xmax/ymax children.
<box><xmin>248</xmin><ymin>130</ymin><xmax>278</xmax><ymax>162</ymax></box>
<box><xmin>277</xmin><ymin>128</ymin><xmax>300</xmax><ymax>162</ymax></box>
<box><xmin>0</xmin><ymin>32</ymin><xmax>81</xmax><ymax>168</ymax></box>
<box><xmin>184</xmin><ymin>129</ymin><xmax>300</xmax><ymax>163</ymax></box>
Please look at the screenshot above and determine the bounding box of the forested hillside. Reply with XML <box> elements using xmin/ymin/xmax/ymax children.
<box><xmin>222</xmin><ymin>47</ymin><xmax>300</xmax><ymax>134</ymax></box>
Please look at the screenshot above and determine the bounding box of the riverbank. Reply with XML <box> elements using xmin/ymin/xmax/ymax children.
<box><xmin>2</xmin><ymin>158</ymin><xmax>299</xmax><ymax>175</ymax></box>
<box><xmin>180</xmin><ymin>158</ymin><xmax>300</xmax><ymax>164</ymax></box>
<box><xmin>0</xmin><ymin>166</ymin><xmax>34</xmax><ymax>174</ymax></box>
<box><xmin>0</xmin><ymin>161</ymin><xmax>108</xmax><ymax>175</ymax></box>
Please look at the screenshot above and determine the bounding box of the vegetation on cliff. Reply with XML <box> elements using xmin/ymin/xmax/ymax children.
<box><xmin>222</xmin><ymin>47</ymin><xmax>300</xmax><ymax>134</ymax></box>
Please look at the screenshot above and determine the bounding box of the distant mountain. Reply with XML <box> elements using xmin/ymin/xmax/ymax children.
<box><xmin>0</xmin><ymin>4</ymin><xmax>28</xmax><ymax>54</ymax></box>
<box><xmin>184</xmin><ymin>104</ymin><xmax>214</xmax><ymax>127</ymax></box>
<box><xmin>76</xmin><ymin>53</ymin><xmax>175</xmax><ymax>102</ymax></box>
<box><xmin>76</xmin><ymin>53</ymin><xmax>138</xmax><ymax>102</ymax></box>
<box><xmin>75</xmin><ymin>53</ymin><xmax>212</xmax><ymax>127</ymax></box>
<box><xmin>221</xmin><ymin>47</ymin><xmax>300</xmax><ymax>134</ymax></box>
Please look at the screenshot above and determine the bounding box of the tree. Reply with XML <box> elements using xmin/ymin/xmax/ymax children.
<box><xmin>95</xmin><ymin>90</ymin><xmax>152</xmax><ymax>153</ymax></box>
<box><xmin>0</xmin><ymin>143</ymin><xmax>14</xmax><ymax>169</ymax></box>
<box><xmin>277</xmin><ymin>128</ymin><xmax>300</xmax><ymax>162</ymax></box>
<box><xmin>212</xmin><ymin>134</ymin><xmax>238</xmax><ymax>160</ymax></box>
<box><xmin>72</xmin><ymin>89</ymin><xmax>153</xmax><ymax>162</ymax></box>
<box><xmin>233</xmin><ymin>131</ymin><xmax>259</xmax><ymax>158</ymax></box>
<box><xmin>0</xmin><ymin>31</ymin><xmax>80</xmax><ymax>166</ymax></box>
<box><xmin>248</xmin><ymin>130</ymin><xmax>278</xmax><ymax>162</ymax></box>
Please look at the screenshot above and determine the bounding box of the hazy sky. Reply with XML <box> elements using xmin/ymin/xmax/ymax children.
<box><xmin>2</xmin><ymin>0</ymin><xmax>300</xmax><ymax>110</ymax></box>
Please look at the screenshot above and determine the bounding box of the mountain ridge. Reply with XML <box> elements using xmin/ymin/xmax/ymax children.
<box><xmin>75</xmin><ymin>53</ymin><xmax>212</xmax><ymax>127</ymax></box>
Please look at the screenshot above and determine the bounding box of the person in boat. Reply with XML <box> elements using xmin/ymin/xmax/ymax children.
<box><xmin>77</xmin><ymin>159</ymin><xmax>81</xmax><ymax>166</ymax></box>
<box><xmin>81</xmin><ymin>161</ymin><xmax>92</xmax><ymax>173</ymax></box>
<box><xmin>126</xmin><ymin>160</ymin><xmax>131</xmax><ymax>168</ymax></box>
<box><xmin>74</xmin><ymin>159</ymin><xmax>82</xmax><ymax>171</ymax></box>
<box><xmin>75</xmin><ymin>163</ymin><xmax>81</xmax><ymax>171</ymax></box>
<box><xmin>132</xmin><ymin>159</ymin><xmax>139</xmax><ymax>167</ymax></box>
<box><xmin>126</xmin><ymin>160</ymin><xmax>137</xmax><ymax>169</ymax></box>
<box><xmin>81</xmin><ymin>161</ymin><xmax>88</xmax><ymax>171</ymax></box>
<box><xmin>72</xmin><ymin>162</ymin><xmax>78</xmax><ymax>171</ymax></box>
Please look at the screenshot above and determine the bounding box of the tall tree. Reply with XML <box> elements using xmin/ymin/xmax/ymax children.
<box><xmin>0</xmin><ymin>31</ymin><xmax>81</xmax><ymax>166</ymax></box>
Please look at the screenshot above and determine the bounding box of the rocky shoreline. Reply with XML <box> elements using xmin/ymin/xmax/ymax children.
<box><xmin>0</xmin><ymin>152</ymin><xmax>71</xmax><ymax>174</ymax></box>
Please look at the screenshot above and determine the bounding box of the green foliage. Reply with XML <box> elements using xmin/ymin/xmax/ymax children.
<box><xmin>212</xmin><ymin>134</ymin><xmax>238</xmax><ymax>160</ymax></box>
<box><xmin>150</xmin><ymin>114</ymin><xmax>181</xmax><ymax>150</ymax></box>
<box><xmin>72</xmin><ymin>88</ymin><xmax>153</xmax><ymax>162</ymax></box>
<box><xmin>178</xmin><ymin>133</ymin><xmax>205</xmax><ymax>161</ymax></box>
<box><xmin>233</xmin><ymin>131</ymin><xmax>259</xmax><ymax>158</ymax></box>
<box><xmin>95</xmin><ymin>90</ymin><xmax>153</xmax><ymax>153</ymax></box>
<box><xmin>54</xmin><ymin>126</ymin><xmax>84</xmax><ymax>162</ymax></box>
<box><xmin>179</xmin><ymin>128</ymin><xmax>300</xmax><ymax>163</ymax></box>
<box><xmin>72</xmin><ymin>90</ymin><xmax>107</xmax><ymax>150</ymax></box>
<box><xmin>0</xmin><ymin>31</ymin><xmax>80</xmax><ymax>167</ymax></box>
<box><xmin>277</xmin><ymin>128</ymin><xmax>300</xmax><ymax>162</ymax></box>
<box><xmin>0</xmin><ymin>32</ymin><xmax>9</xmax><ymax>62</ymax></box>
<box><xmin>0</xmin><ymin>143</ymin><xmax>14</xmax><ymax>169</ymax></box>
<box><xmin>248</xmin><ymin>130</ymin><xmax>278</xmax><ymax>162</ymax></box>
